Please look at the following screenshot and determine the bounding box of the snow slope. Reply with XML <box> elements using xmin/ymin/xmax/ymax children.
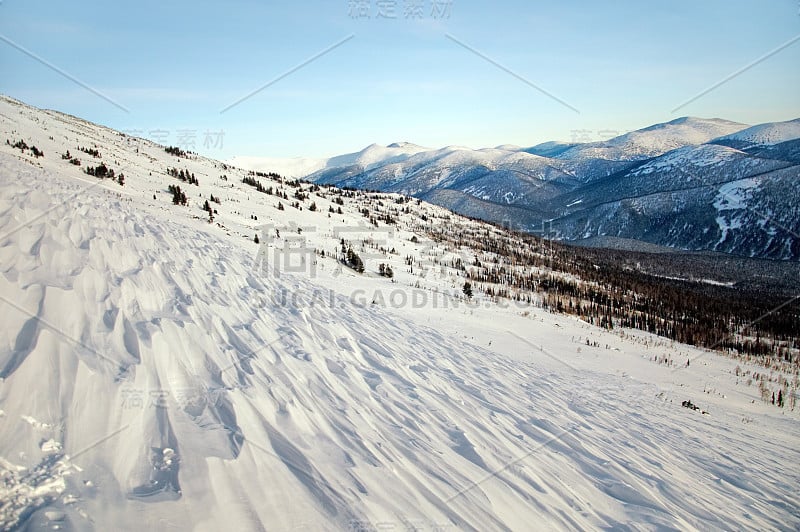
<box><xmin>711</xmin><ymin>118</ymin><xmax>800</xmax><ymax>148</ymax></box>
<box><xmin>1</xmin><ymin>96</ymin><xmax>799</xmax><ymax>531</ymax></box>
<box><xmin>556</xmin><ymin>117</ymin><xmax>748</xmax><ymax>162</ymax></box>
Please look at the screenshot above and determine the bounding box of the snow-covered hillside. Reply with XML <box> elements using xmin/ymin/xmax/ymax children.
<box><xmin>711</xmin><ymin>118</ymin><xmax>800</xmax><ymax>149</ymax></box>
<box><xmin>555</xmin><ymin>117</ymin><xmax>747</xmax><ymax>163</ymax></box>
<box><xmin>1</xmin><ymin>96</ymin><xmax>799</xmax><ymax>531</ymax></box>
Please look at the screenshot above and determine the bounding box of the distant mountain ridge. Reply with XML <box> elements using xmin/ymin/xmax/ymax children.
<box><xmin>236</xmin><ymin>116</ymin><xmax>800</xmax><ymax>260</ymax></box>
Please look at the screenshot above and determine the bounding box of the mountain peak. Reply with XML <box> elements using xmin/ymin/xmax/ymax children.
<box><xmin>666</xmin><ymin>116</ymin><xmax>734</xmax><ymax>125</ymax></box>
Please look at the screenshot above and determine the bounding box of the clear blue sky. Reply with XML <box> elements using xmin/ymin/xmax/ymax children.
<box><xmin>2</xmin><ymin>1</ymin><xmax>799</xmax><ymax>159</ymax></box>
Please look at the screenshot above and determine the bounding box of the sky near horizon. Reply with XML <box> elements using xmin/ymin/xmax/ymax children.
<box><xmin>1</xmin><ymin>1</ymin><xmax>799</xmax><ymax>159</ymax></box>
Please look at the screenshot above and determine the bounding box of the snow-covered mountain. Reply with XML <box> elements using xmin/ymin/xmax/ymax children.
<box><xmin>314</xmin><ymin>146</ymin><xmax>576</xmax><ymax>205</ymax></box>
<box><xmin>230</xmin><ymin>142</ymin><xmax>430</xmax><ymax>180</ymax></box>
<box><xmin>547</xmin><ymin>143</ymin><xmax>799</xmax><ymax>258</ymax></box>
<box><xmin>555</xmin><ymin>117</ymin><xmax>747</xmax><ymax>164</ymax></box>
<box><xmin>710</xmin><ymin>118</ymin><xmax>800</xmax><ymax>149</ymax></box>
<box><xmin>1</xmin><ymin>96</ymin><xmax>799</xmax><ymax>531</ymax></box>
<box><xmin>298</xmin><ymin>117</ymin><xmax>748</xmax><ymax>190</ymax></box>
<box><xmin>288</xmin><ymin>117</ymin><xmax>800</xmax><ymax>260</ymax></box>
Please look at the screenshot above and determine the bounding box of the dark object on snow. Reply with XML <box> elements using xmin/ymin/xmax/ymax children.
<box><xmin>682</xmin><ymin>400</ymin><xmax>699</xmax><ymax>411</ymax></box>
<box><xmin>681</xmin><ymin>400</ymin><xmax>710</xmax><ymax>415</ymax></box>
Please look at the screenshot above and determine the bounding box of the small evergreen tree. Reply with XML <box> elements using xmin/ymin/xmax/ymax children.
<box><xmin>378</xmin><ymin>263</ymin><xmax>394</xmax><ymax>278</ymax></box>
<box><xmin>345</xmin><ymin>247</ymin><xmax>365</xmax><ymax>273</ymax></box>
<box><xmin>463</xmin><ymin>281</ymin><xmax>473</xmax><ymax>300</ymax></box>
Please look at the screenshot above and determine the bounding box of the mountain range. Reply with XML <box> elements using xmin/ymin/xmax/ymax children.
<box><xmin>236</xmin><ymin>117</ymin><xmax>800</xmax><ymax>260</ymax></box>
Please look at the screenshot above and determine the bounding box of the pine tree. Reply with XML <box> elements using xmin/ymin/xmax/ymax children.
<box><xmin>345</xmin><ymin>247</ymin><xmax>365</xmax><ymax>273</ymax></box>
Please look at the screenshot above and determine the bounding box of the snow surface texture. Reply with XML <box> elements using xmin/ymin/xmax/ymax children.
<box><xmin>1</xmin><ymin>96</ymin><xmax>799</xmax><ymax>531</ymax></box>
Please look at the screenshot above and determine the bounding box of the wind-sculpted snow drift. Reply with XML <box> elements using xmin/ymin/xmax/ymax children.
<box><xmin>0</xmin><ymin>98</ymin><xmax>799</xmax><ymax>530</ymax></box>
